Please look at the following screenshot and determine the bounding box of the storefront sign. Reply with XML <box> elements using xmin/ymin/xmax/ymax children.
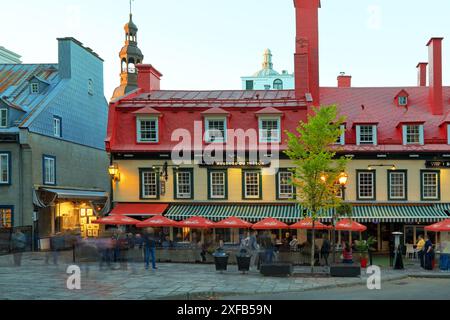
<box><xmin>200</xmin><ymin>161</ymin><xmax>271</xmax><ymax>168</ymax></box>
<box><xmin>425</xmin><ymin>161</ymin><xmax>450</xmax><ymax>169</ymax></box>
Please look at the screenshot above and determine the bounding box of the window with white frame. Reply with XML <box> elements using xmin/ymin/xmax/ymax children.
<box><xmin>210</xmin><ymin>171</ymin><xmax>226</xmax><ymax>199</ymax></box>
<box><xmin>205</xmin><ymin>118</ymin><xmax>227</xmax><ymax>143</ymax></box>
<box><xmin>422</xmin><ymin>171</ymin><xmax>439</xmax><ymax>200</ymax></box>
<box><xmin>358</xmin><ymin>171</ymin><xmax>375</xmax><ymax>200</ymax></box>
<box><xmin>357</xmin><ymin>125</ymin><xmax>377</xmax><ymax>145</ymax></box>
<box><xmin>137</xmin><ymin>118</ymin><xmax>158</xmax><ymax>143</ymax></box>
<box><xmin>244</xmin><ymin>171</ymin><xmax>261</xmax><ymax>199</ymax></box>
<box><xmin>43</xmin><ymin>156</ymin><xmax>56</xmax><ymax>185</ymax></box>
<box><xmin>398</xmin><ymin>96</ymin><xmax>408</xmax><ymax>106</ymax></box>
<box><xmin>259</xmin><ymin>118</ymin><xmax>281</xmax><ymax>143</ymax></box>
<box><xmin>403</xmin><ymin>125</ymin><xmax>424</xmax><ymax>145</ymax></box>
<box><xmin>53</xmin><ymin>116</ymin><xmax>61</xmax><ymax>138</ymax></box>
<box><xmin>273</xmin><ymin>79</ymin><xmax>283</xmax><ymax>90</ymax></box>
<box><xmin>0</xmin><ymin>153</ymin><xmax>9</xmax><ymax>184</ymax></box>
<box><xmin>141</xmin><ymin>170</ymin><xmax>158</xmax><ymax>199</ymax></box>
<box><xmin>278</xmin><ymin>171</ymin><xmax>294</xmax><ymax>199</ymax></box>
<box><xmin>0</xmin><ymin>109</ymin><xmax>7</xmax><ymax>128</ymax></box>
<box><xmin>30</xmin><ymin>83</ymin><xmax>39</xmax><ymax>94</ymax></box>
<box><xmin>389</xmin><ymin>171</ymin><xmax>406</xmax><ymax>200</ymax></box>
<box><xmin>176</xmin><ymin>171</ymin><xmax>192</xmax><ymax>199</ymax></box>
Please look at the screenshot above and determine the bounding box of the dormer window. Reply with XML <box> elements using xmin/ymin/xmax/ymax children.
<box><xmin>398</xmin><ymin>96</ymin><xmax>408</xmax><ymax>106</ymax></box>
<box><xmin>30</xmin><ymin>83</ymin><xmax>39</xmax><ymax>94</ymax></box>
<box><xmin>356</xmin><ymin>125</ymin><xmax>377</xmax><ymax>145</ymax></box>
<box><xmin>137</xmin><ymin>117</ymin><xmax>159</xmax><ymax>143</ymax></box>
<box><xmin>395</xmin><ymin>90</ymin><xmax>410</xmax><ymax>107</ymax></box>
<box><xmin>205</xmin><ymin>117</ymin><xmax>227</xmax><ymax>143</ymax></box>
<box><xmin>259</xmin><ymin>117</ymin><xmax>281</xmax><ymax>143</ymax></box>
<box><xmin>403</xmin><ymin>124</ymin><xmax>424</xmax><ymax>145</ymax></box>
<box><xmin>0</xmin><ymin>109</ymin><xmax>7</xmax><ymax>128</ymax></box>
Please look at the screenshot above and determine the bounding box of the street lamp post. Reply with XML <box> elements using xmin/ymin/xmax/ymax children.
<box><xmin>333</xmin><ymin>172</ymin><xmax>348</xmax><ymax>264</ymax></box>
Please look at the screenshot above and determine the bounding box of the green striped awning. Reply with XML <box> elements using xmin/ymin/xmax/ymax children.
<box><xmin>165</xmin><ymin>204</ymin><xmax>301</xmax><ymax>223</ymax></box>
<box><xmin>165</xmin><ymin>203</ymin><xmax>450</xmax><ymax>223</ymax></box>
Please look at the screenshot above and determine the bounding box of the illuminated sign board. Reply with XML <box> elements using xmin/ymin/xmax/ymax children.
<box><xmin>425</xmin><ymin>161</ymin><xmax>450</xmax><ymax>169</ymax></box>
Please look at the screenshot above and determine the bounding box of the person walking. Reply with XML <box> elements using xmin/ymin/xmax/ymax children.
<box><xmin>342</xmin><ymin>241</ymin><xmax>353</xmax><ymax>264</ymax></box>
<box><xmin>143</xmin><ymin>229</ymin><xmax>157</xmax><ymax>270</ymax></box>
<box><xmin>11</xmin><ymin>229</ymin><xmax>27</xmax><ymax>267</ymax></box>
<box><xmin>424</xmin><ymin>234</ymin><xmax>435</xmax><ymax>270</ymax></box>
<box><xmin>416</xmin><ymin>235</ymin><xmax>426</xmax><ymax>269</ymax></box>
<box><xmin>321</xmin><ymin>237</ymin><xmax>331</xmax><ymax>266</ymax></box>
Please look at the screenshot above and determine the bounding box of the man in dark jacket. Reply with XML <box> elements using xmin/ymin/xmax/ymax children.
<box><xmin>321</xmin><ymin>237</ymin><xmax>331</xmax><ymax>266</ymax></box>
<box><xmin>143</xmin><ymin>229</ymin><xmax>157</xmax><ymax>270</ymax></box>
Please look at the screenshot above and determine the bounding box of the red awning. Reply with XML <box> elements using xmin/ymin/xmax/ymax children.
<box><xmin>425</xmin><ymin>219</ymin><xmax>450</xmax><ymax>232</ymax></box>
<box><xmin>93</xmin><ymin>215</ymin><xmax>140</xmax><ymax>226</ymax></box>
<box><xmin>252</xmin><ymin>218</ymin><xmax>289</xmax><ymax>230</ymax></box>
<box><xmin>177</xmin><ymin>216</ymin><xmax>215</xmax><ymax>229</ymax></box>
<box><xmin>110</xmin><ymin>203</ymin><xmax>168</xmax><ymax>216</ymax></box>
<box><xmin>290</xmin><ymin>218</ymin><xmax>331</xmax><ymax>230</ymax></box>
<box><xmin>335</xmin><ymin>219</ymin><xmax>367</xmax><ymax>232</ymax></box>
<box><xmin>137</xmin><ymin>216</ymin><xmax>178</xmax><ymax>228</ymax></box>
<box><xmin>214</xmin><ymin>217</ymin><xmax>253</xmax><ymax>229</ymax></box>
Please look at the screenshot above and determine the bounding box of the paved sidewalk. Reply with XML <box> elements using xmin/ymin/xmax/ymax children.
<box><xmin>0</xmin><ymin>253</ymin><xmax>447</xmax><ymax>300</ymax></box>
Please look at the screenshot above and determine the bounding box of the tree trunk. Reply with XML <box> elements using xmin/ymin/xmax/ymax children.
<box><xmin>311</xmin><ymin>222</ymin><xmax>316</xmax><ymax>274</ymax></box>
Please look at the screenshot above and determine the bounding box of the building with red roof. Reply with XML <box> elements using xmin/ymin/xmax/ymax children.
<box><xmin>106</xmin><ymin>1</ymin><xmax>450</xmax><ymax>249</ymax></box>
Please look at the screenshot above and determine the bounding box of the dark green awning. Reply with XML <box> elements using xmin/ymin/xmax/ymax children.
<box><xmin>165</xmin><ymin>203</ymin><xmax>450</xmax><ymax>223</ymax></box>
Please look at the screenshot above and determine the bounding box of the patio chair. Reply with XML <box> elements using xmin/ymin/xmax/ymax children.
<box><xmin>405</xmin><ymin>244</ymin><xmax>416</xmax><ymax>259</ymax></box>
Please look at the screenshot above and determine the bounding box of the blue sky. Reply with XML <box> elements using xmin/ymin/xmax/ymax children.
<box><xmin>2</xmin><ymin>0</ymin><xmax>449</xmax><ymax>99</ymax></box>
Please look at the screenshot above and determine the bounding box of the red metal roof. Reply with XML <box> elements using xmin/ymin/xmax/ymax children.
<box><xmin>110</xmin><ymin>203</ymin><xmax>168</xmax><ymax>216</ymax></box>
<box><xmin>107</xmin><ymin>86</ymin><xmax>450</xmax><ymax>153</ymax></box>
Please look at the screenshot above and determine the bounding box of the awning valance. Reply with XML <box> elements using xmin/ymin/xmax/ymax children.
<box><xmin>165</xmin><ymin>204</ymin><xmax>450</xmax><ymax>223</ymax></box>
<box><xmin>166</xmin><ymin>204</ymin><xmax>300</xmax><ymax>223</ymax></box>
<box><xmin>41</xmin><ymin>188</ymin><xmax>108</xmax><ymax>200</ymax></box>
<box><xmin>110</xmin><ymin>203</ymin><xmax>168</xmax><ymax>216</ymax></box>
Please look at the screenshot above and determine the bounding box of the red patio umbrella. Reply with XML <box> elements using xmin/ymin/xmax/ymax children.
<box><xmin>425</xmin><ymin>219</ymin><xmax>450</xmax><ymax>232</ymax></box>
<box><xmin>335</xmin><ymin>219</ymin><xmax>367</xmax><ymax>232</ymax></box>
<box><xmin>92</xmin><ymin>215</ymin><xmax>140</xmax><ymax>226</ymax></box>
<box><xmin>252</xmin><ymin>218</ymin><xmax>289</xmax><ymax>230</ymax></box>
<box><xmin>290</xmin><ymin>218</ymin><xmax>331</xmax><ymax>230</ymax></box>
<box><xmin>137</xmin><ymin>216</ymin><xmax>178</xmax><ymax>228</ymax></box>
<box><xmin>177</xmin><ymin>216</ymin><xmax>215</xmax><ymax>229</ymax></box>
<box><xmin>214</xmin><ymin>217</ymin><xmax>253</xmax><ymax>229</ymax></box>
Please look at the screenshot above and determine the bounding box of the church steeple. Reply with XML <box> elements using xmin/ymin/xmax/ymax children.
<box><xmin>112</xmin><ymin>2</ymin><xmax>144</xmax><ymax>100</ymax></box>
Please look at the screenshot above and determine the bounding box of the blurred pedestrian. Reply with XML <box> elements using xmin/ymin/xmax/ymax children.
<box><xmin>143</xmin><ymin>228</ymin><xmax>157</xmax><ymax>270</ymax></box>
<box><xmin>11</xmin><ymin>229</ymin><xmax>27</xmax><ymax>267</ymax></box>
<box><xmin>416</xmin><ymin>235</ymin><xmax>425</xmax><ymax>269</ymax></box>
<box><xmin>424</xmin><ymin>234</ymin><xmax>435</xmax><ymax>270</ymax></box>
<box><xmin>342</xmin><ymin>241</ymin><xmax>353</xmax><ymax>264</ymax></box>
<box><xmin>321</xmin><ymin>236</ymin><xmax>331</xmax><ymax>266</ymax></box>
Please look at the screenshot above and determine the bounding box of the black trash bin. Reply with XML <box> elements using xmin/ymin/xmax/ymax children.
<box><xmin>213</xmin><ymin>249</ymin><xmax>229</xmax><ymax>272</ymax></box>
<box><xmin>236</xmin><ymin>249</ymin><xmax>251</xmax><ymax>273</ymax></box>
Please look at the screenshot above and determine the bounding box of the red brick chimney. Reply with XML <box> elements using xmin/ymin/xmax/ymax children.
<box><xmin>294</xmin><ymin>0</ymin><xmax>321</xmax><ymax>105</ymax></box>
<box><xmin>136</xmin><ymin>64</ymin><xmax>162</xmax><ymax>92</ymax></box>
<box><xmin>416</xmin><ymin>62</ymin><xmax>428</xmax><ymax>87</ymax></box>
<box><xmin>337</xmin><ymin>73</ymin><xmax>352</xmax><ymax>88</ymax></box>
<box><xmin>427</xmin><ymin>38</ymin><xmax>444</xmax><ymax>115</ymax></box>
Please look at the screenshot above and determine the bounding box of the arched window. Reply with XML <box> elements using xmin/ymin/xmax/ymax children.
<box><xmin>273</xmin><ymin>79</ymin><xmax>283</xmax><ymax>90</ymax></box>
<box><xmin>128</xmin><ymin>58</ymin><xmax>136</xmax><ymax>73</ymax></box>
<box><xmin>121</xmin><ymin>59</ymin><xmax>127</xmax><ymax>73</ymax></box>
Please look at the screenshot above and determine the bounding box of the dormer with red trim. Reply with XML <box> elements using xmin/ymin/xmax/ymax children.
<box><xmin>394</xmin><ymin>90</ymin><xmax>410</xmax><ymax>108</ymax></box>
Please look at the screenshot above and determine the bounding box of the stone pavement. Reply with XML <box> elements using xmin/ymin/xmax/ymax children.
<box><xmin>0</xmin><ymin>252</ymin><xmax>448</xmax><ymax>300</ymax></box>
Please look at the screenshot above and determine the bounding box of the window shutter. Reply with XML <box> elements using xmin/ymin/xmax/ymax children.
<box><xmin>419</xmin><ymin>125</ymin><xmax>425</xmax><ymax>145</ymax></box>
<box><xmin>372</xmin><ymin>125</ymin><xmax>378</xmax><ymax>145</ymax></box>
<box><xmin>402</xmin><ymin>125</ymin><xmax>408</xmax><ymax>146</ymax></box>
<box><xmin>356</xmin><ymin>126</ymin><xmax>361</xmax><ymax>145</ymax></box>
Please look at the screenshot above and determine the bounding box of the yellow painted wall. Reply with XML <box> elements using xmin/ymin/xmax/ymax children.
<box><xmin>112</xmin><ymin>159</ymin><xmax>450</xmax><ymax>203</ymax></box>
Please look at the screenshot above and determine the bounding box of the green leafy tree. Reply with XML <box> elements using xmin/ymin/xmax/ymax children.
<box><xmin>285</xmin><ymin>105</ymin><xmax>349</xmax><ymax>273</ymax></box>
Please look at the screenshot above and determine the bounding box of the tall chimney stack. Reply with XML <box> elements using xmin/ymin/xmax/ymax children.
<box><xmin>337</xmin><ymin>72</ymin><xmax>352</xmax><ymax>88</ymax></box>
<box><xmin>294</xmin><ymin>0</ymin><xmax>321</xmax><ymax>105</ymax></box>
<box><xmin>427</xmin><ymin>38</ymin><xmax>444</xmax><ymax>115</ymax></box>
<box><xmin>416</xmin><ymin>62</ymin><xmax>428</xmax><ymax>87</ymax></box>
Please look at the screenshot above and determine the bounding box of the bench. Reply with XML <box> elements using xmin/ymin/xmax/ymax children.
<box><xmin>330</xmin><ymin>264</ymin><xmax>361</xmax><ymax>277</ymax></box>
<box><xmin>260</xmin><ymin>263</ymin><xmax>293</xmax><ymax>277</ymax></box>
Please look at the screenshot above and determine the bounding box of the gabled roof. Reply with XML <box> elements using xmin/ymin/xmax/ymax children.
<box><xmin>132</xmin><ymin>106</ymin><xmax>161</xmax><ymax>115</ymax></box>
<box><xmin>255</xmin><ymin>107</ymin><xmax>284</xmax><ymax>116</ymax></box>
<box><xmin>201</xmin><ymin>107</ymin><xmax>230</xmax><ymax>116</ymax></box>
<box><xmin>394</xmin><ymin>89</ymin><xmax>409</xmax><ymax>98</ymax></box>
<box><xmin>0</xmin><ymin>64</ymin><xmax>60</xmax><ymax>127</ymax></box>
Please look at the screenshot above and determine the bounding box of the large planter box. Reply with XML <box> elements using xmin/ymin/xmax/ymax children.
<box><xmin>330</xmin><ymin>264</ymin><xmax>361</xmax><ymax>277</ymax></box>
<box><xmin>214</xmin><ymin>256</ymin><xmax>229</xmax><ymax>271</ymax></box>
<box><xmin>260</xmin><ymin>263</ymin><xmax>293</xmax><ymax>277</ymax></box>
<box><xmin>236</xmin><ymin>256</ymin><xmax>251</xmax><ymax>272</ymax></box>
